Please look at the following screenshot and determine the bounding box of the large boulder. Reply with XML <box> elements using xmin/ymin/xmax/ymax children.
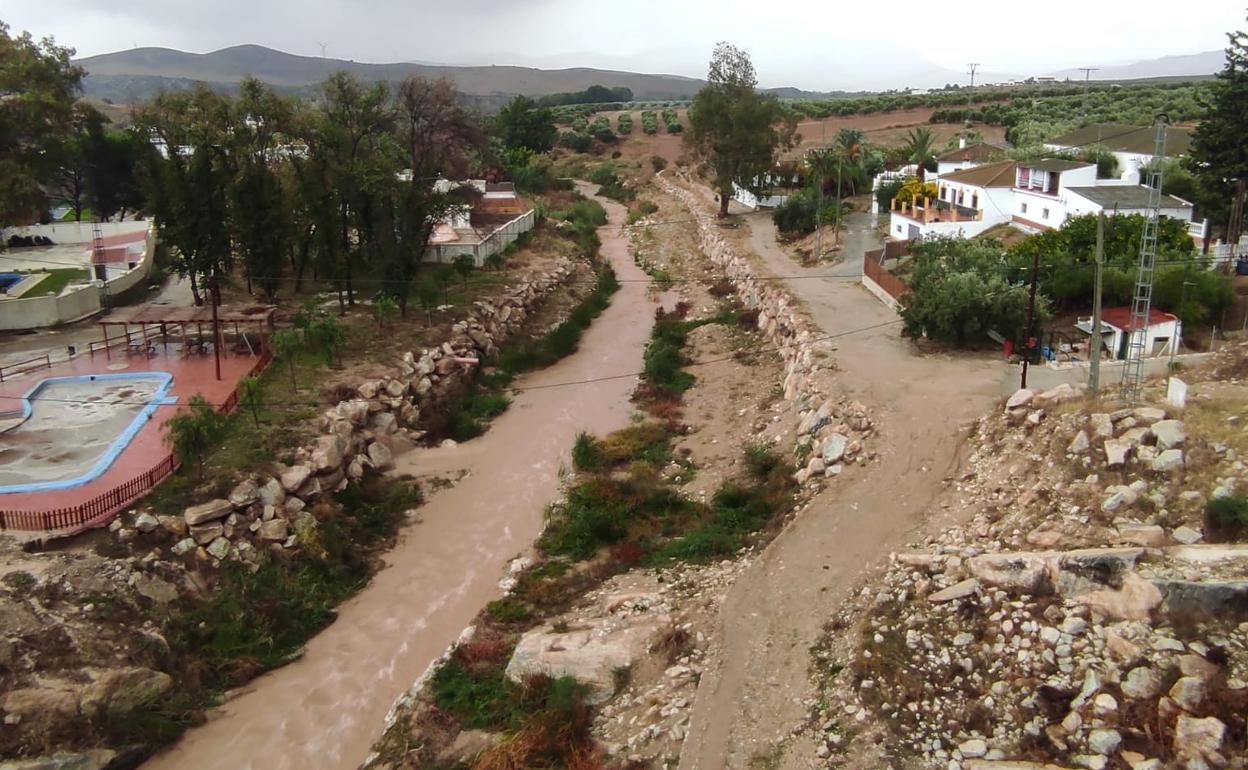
<box><xmin>258</xmin><ymin>519</ymin><xmax>289</xmax><ymax>542</ymax></box>
<box><xmin>280</xmin><ymin>464</ymin><xmax>313</xmax><ymax>493</ymax></box>
<box><xmin>1</xmin><ymin>687</ymin><xmax>79</xmax><ymax>720</ymax></box>
<box><xmin>1173</xmin><ymin>715</ymin><xmax>1225</xmax><ymax>767</ymax></box>
<box><xmin>228</xmin><ymin>479</ymin><xmax>260</xmax><ymax>508</ymax></box>
<box><xmin>1151</xmin><ymin>420</ymin><xmax>1186</xmax><ymax>450</ymax></box>
<box><xmin>0</xmin><ymin>750</ymin><xmax>118</xmax><ymax>770</ymax></box>
<box><xmin>1132</xmin><ymin>407</ymin><xmax>1167</xmax><ymax>425</ymax></box>
<box><xmin>312</xmin><ymin>435</ymin><xmax>347</xmax><ymax>473</ymax></box>
<box><xmin>1005</xmin><ymin>388</ymin><xmax>1035</xmax><ymax>410</ymax></box>
<box><xmin>1103</xmin><ymin>439</ymin><xmax>1131</xmax><ymax>468</ymax></box>
<box><xmin>968</xmin><ymin>553</ymin><xmax>1051</xmax><ymax>594</ymax></box>
<box><xmin>1152</xmin><ymin>449</ymin><xmax>1184</xmax><ymax>473</ymax></box>
<box><xmin>258</xmin><ymin>478</ymin><xmax>286</xmax><ymax>507</ymax></box>
<box><xmin>367</xmin><ymin>442</ymin><xmax>394</xmax><ymax>471</ymax></box>
<box><xmin>80</xmin><ymin>667</ymin><xmax>172</xmax><ymax>717</ymax></box>
<box><xmin>183</xmin><ymin>499</ymin><xmax>232</xmax><ymax>526</ymax></box>
<box><xmin>505</xmin><ymin>615</ymin><xmax>669</xmax><ymax>703</ymax></box>
<box><xmin>821</xmin><ymin>434</ymin><xmax>848</xmax><ymax>465</ymax></box>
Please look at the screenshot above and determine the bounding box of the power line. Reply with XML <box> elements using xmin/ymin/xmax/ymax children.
<box><xmin>0</xmin><ymin>319</ymin><xmax>906</xmax><ymax>410</ymax></box>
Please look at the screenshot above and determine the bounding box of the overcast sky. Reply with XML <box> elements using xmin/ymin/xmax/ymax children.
<box><xmin>2</xmin><ymin>0</ymin><xmax>1240</xmax><ymax>89</ymax></box>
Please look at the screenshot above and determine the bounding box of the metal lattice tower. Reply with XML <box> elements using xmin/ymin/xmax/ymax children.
<box><xmin>1121</xmin><ymin>120</ymin><xmax>1167</xmax><ymax>404</ymax></box>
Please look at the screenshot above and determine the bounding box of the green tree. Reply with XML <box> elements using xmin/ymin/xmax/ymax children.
<box><xmin>238</xmin><ymin>375</ymin><xmax>263</xmax><ymax>427</ymax></box>
<box><xmin>166</xmin><ymin>394</ymin><xmax>227</xmax><ymax>478</ymax></box>
<box><xmin>434</xmin><ymin>264</ymin><xmax>456</xmax><ymax>304</ymax></box>
<box><xmin>134</xmin><ymin>86</ymin><xmax>234</xmax><ymax>305</ymax></box>
<box><xmin>452</xmin><ymin>254</ymin><xmax>475</xmax><ymax>288</ymax></box>
<box><xmin>491</xmin><ymin>95</ymin><xmax>556</xmax><ymax>153</ymax></box>
<box><xmin>1190</xmin><ymin>16</ymin><xmax>1248</xmax><ymax>240</ymax></box>
<box><xmin>375</xmin><ymin>76</ymin><xmax>481</xmax><ymax>317</ymax></box>
<box><xmin>85</xmin><ymin>123</ymin><xmax>150</xmax><ymax>221</ymax></box>
<box><xmin>687</xmin><ymin>43</ymin><xmax>797</xmax><ymax>217</ymax></box>
<box><xmin>309</xmin><ymin>314</ymin><xmax>347</xmax><ymax>367</ymax></box>
<box><xmin>416</xmin><ymin>277</ymin><xmax>440</xmax><ymax>327</ymax></box>
<box><xmin>375</xmin><ymin>294</ymin><xmax>398</xmax><ymax>328</ymax></box>
<box><xmin>902</xmin><ymin>128</ymin><xmax>937</xmax><ymax>181</ymax></box>
<box><xmin>901</xmin><ymin>237</ymin><xmax>1043</xmax><ymax>347</ymax></box>
<box><xmin>0</xmin><ymin>22</ymin><xmax>83</xmax><ymax>225</ymax></box>
<box><xmin>228</xmin><ymin>77</ymin><xmax>293</xmax><ymax>302</ymax></box>
<box><xmin>270</xmin><ymin>329</ymin><xmax>303</xmax><ymax>391</ymax></box>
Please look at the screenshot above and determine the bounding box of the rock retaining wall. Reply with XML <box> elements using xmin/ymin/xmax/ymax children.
<box><xmin>132</xmin><ymin>258</ymin><xmax>581</xmax><ymax>565</ymax></box>
<box><xmin>654</xmin><ymin>173</ymin><xmax>874</xmax><ymax>482</ymax></box>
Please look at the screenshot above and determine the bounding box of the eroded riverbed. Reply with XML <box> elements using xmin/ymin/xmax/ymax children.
<box><xmin>142</xmin><ymin>188</ymin><xmax>661</xmax><ymax>770</ymax></box>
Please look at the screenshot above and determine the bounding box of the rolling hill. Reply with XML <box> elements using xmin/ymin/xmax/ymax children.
<box><xmin>76</xmin><ymin>44</ymin><xmax>707</xmax><ymax>105</ymax></box>
<box><xmin>1049</xmin><ymin>50</ymin><xmax>1224</xmax><ymax>81</ymax></box>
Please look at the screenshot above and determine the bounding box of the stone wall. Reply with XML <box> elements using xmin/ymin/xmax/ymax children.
<box><xmin>654</xmin><ymin>173</ymin><xmax>874</xmax><ymax>484</ymax></box>
<box><xmin>147</xmin><ymin>258</ymin><xmax>580</xmax><ymax>565</ymax></box>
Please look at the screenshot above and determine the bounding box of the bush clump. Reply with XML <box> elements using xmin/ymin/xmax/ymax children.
<box><xmin>1205</xmin><ymin>495</ymin><xmax>1248</xmax><ymax>542</ymax></box>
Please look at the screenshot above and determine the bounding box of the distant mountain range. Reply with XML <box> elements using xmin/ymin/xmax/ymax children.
<box><xmin>74</xmin><ymin>44</ymin><xmax>1224</xmax><ymax>107</ymax></box>
<box><xmin>76</xmin><ymin>44</ymin><xmax>710</xmax><ymax>106</ymax></box>
<box><xmin>1048</xmin><ymin>50</ymin><xmax>1224</xmax><ymax>82</ymax></box>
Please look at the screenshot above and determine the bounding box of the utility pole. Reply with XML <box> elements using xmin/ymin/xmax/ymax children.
<box><xmin>815</xmin><ymin>121</ymin><xmax>826</xmax><ymax>261</ymax></box>
<box><xmin>1078</xmin><ymin>67</ymin><xmax>1099</xmax><ymax>120</ymax></box>
<box><xmin>967</xmin><ymin>63</ymin><xmax>981</xmax><ymax>88</ymax></box>
<box><xmin>834</xmin><ymin>156</ymin><xmax>843</xmax><ymax>247</ymax></box>
<box><xmin>1089</xmin><ymin>213</ymin><xmax>1104</xmax><ymax>393</ymax></box>
<box><xmin>1171</xmin><ymin>263</ymin><xmax>1194</xmax><ymax>368</ymax></box>
<box><xmin>1021</xmin><ymin>247</ymin><xmax>1042</xmax><ymax>390</ymax></box>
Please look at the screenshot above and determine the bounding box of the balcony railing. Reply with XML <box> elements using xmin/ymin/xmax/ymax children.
<box><xmin>891</xmin><ymin>196</ymin><xmax>983</xmax><ymax>225</ymax></box>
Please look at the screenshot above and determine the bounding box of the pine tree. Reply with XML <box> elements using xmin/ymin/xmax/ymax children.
<box><xmin>1190</xmin><ymin>17</ymin><xmax>1248</xmax><ymax>238</ymax></box>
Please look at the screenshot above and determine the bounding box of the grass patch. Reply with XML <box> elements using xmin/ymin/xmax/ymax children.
<box><xmin>436</xmin><ymin>265</ymin><xmax>620</xmax><ymax>443</ymax></box>
<box><xmin>22</xmin><ymin>268</ymin><xmax>88</xmax><ymax>297</ymax></box>
<box><xmin>1205</xmin><ymin>494</ymin><xmax>1248</xmax><ymax>542</ymax></box>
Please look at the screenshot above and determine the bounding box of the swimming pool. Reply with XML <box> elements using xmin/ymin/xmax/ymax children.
<box><xmin>0</xmin><ymin>372</ymin><xmax>176</xmax><ymax>494</ymax></box>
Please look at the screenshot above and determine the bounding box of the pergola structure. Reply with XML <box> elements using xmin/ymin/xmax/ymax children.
<box><xmin>98</xmin><ymin>304</ymin><xmax>277</xmax><ymax>380</ymax></box>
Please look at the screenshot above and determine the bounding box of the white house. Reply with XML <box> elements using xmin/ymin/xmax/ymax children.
<box><xmin>888</xmin><ymin>160</ymin><xmax>1017</xmax><ymax>241</ymax></box>
<box><xmin>934</xmin><ymin>141</ymin><xmax>1008</xmax><ymax>177</ymax></box>
<box><xmin>1076</xmin><ymin>307</ymin><xmax>1180</xmax><ymax>360</ymax></box>
<box><xmin>1044</xmin><ymin>123</ymin><xmax>1192</xmax><ymax>184</ymax></box>
<box><xmin>1063</xmin><ymin>185</ymin><xmax>1194</xmax><ymax>224</ymax></box>
<box><xmin>1011</xmin><ymin>159</ymin><xmax>1099</xmax><ymax>232</ymax></box>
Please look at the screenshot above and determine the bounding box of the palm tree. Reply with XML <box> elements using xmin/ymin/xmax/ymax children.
<box><xmin>903</xmin><ymin>128</ymin><xmax>936</xmax><ymax>181</ymax></box>
<box><xmin>835</xmin><ymin>128</ymin><xmax>867</xmax><ymax>195</ymax></box>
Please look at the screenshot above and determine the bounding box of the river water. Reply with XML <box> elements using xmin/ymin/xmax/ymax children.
<box><xmin>142</xmin><ymin>188</ymin><xmax>660</xmax><ymax>770</ymax></box>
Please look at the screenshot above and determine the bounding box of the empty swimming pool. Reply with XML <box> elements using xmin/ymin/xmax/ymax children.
<box><xmin>0</xmin><ymin>373</ymin><xmax>175</xmax><ymax>493</ymax></box>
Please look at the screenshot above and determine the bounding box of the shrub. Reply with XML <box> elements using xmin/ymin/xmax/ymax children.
<box><xmin>641</xmin><ymin>111</ymin><xmax>659</xmax><ymax>135</ymax></box>
<box><xmin>571</xmin><ymin>431</ymin><xmax>603</xmax><ymax>472</ymax></box>
<box><xmin>772</xmin><ymin>189</ymin><xmax>842</xmax><ymax>236</ymax></box>
<box><xmin>651</xmin><ymin>155</ymin><xmax>667</xmax><ymax>172</ymax></box>
<box><xmin>557</xmin><ymin>131</ymin><xmax>593</xmax><ymax>153</ymax></box>
<box><xmin>617</xmin><ymin>113</ymin><xmax>633</xmax><ymax>134</ymax></box>
<box><xmin>1205</xmin><ymin>495</ymin><xmax>1248</xmax><ymax>542</ymax></box>
<box><xmin>486</xmin><ymin>597</ymin><xmax>533</xmax><ymax>624</ymax></box>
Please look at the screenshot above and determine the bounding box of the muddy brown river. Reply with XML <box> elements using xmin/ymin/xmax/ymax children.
<box><xmin>141</xmin><ymin>188</ymin><xmax>661</xmax><ymax>770</ymax></box>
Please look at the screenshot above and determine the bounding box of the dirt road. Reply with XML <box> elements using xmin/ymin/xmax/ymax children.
<box><xmin>142</xmin><ymin>189</ymin><xmax>661</xmax><ymax>770</ymax></box>
<box><xmin>676</xmin><ymin>207</ymin><xmax>1001</xmax><ymax>769</ymax></box>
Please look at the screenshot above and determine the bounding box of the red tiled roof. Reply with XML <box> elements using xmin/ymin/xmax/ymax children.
<box><xmin>1099</xmin><ymin>307</ymin><xmax>1177</xmax><ymax>332</ymax></box>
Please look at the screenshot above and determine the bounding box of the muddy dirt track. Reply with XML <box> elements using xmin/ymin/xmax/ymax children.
<box><xmin>674</xmin><ymin>203</ymin><xmax>1002</xmax><ymax>769</ymax></box>
<box><xmin>141</xmin><ymin>187</ymin><xmax>662</xmax><ymax>770</ymax></box>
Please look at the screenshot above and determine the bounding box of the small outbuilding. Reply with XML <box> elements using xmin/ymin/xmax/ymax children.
<box><xmin>1076</xmin><ymin>307</ymin><xmax>1180</xmax><ymax>360</ymax></box>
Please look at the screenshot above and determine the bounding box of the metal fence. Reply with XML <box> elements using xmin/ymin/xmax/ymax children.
<box><xmin>0</xmin><ymin>354</ymin><xmax>51</xmax><ymax>383</ymax></box>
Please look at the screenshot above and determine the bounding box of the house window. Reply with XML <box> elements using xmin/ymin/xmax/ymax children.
<box><xmin>896</xmin><ymin>225</ymin><xmax>902</xmax><ymax>234</ymax></box>
<box><xmin>1021</xmin><ymin>202</ymin><xmax>1028</xmax><ymax>214</ymax></box>
<box><xmin>972</xmin><ymin>193</ymin><xmax>979</xmax><ymax>209</ymax></box>
<box><xmin>1042</xmin><ymin>208</ymin><xmax>1050</xmax><ymax>220</ymax></box>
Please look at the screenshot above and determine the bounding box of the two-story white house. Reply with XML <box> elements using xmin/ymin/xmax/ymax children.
<box><xmin>1011</xmin><ymin>159</ymin><xmax>1099</xmax><ymax>232</ymax></box>
<box><xmin>1044</xmin><ymin>123</ymin><xmax>1193</xmax><ymax>184</ymax></box>
<box><xmin>888</xmin><ymin>160</ymin><xmax>1018</xmax><ymax>241</ymax></box>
